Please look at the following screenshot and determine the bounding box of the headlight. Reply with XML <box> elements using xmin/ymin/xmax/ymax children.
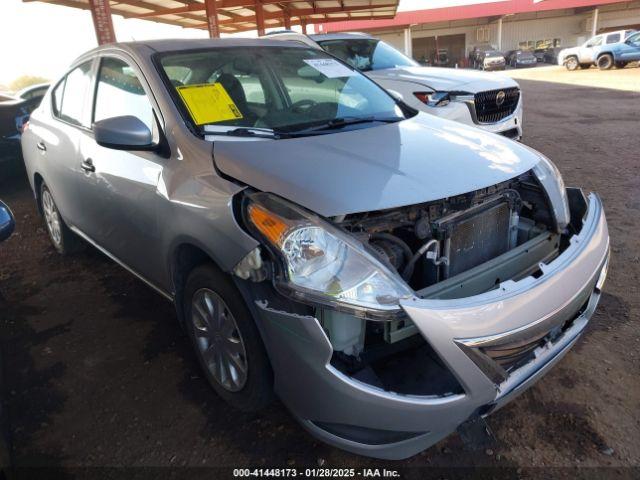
<box><xmin>414</xmin><ymin>91</ymin><xmax>450</xmax><ymax>107</ymax></box>
<box><xmin>532</xmin><ymin>154</ymin><xmax>570</xmax><ymax>229</ymax></box>
<box><xmin>244</xmin><ymin>193</ymin><xmax>412</xmax><ymax>319</ymax></box>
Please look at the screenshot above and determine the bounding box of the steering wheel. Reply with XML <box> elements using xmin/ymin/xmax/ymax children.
<box><xmin>290</xmin><ymin>99</ymin><xmax>318</xmax><ymax>113</ymax></box>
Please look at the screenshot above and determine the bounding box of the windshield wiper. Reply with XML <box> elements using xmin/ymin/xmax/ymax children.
<box><xmin>203</xmin><ymin>125</ymin><xmax>281</xmax><ymax>139</ymax></box>
<box><xmin>284</xmin><ymin>116</ymin><xmax>403</xmax><ymax>136</ymax></box>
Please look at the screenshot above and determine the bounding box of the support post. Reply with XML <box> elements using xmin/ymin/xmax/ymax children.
<box><xmin>591</xmin><ymin>8</ymin><xmax>599</xmax><ymax>37</ymax></box>
<box><xmin>284</xmin><ymin>12</ymin><xmax>291</xmax><ymax>29</ymax></box>
<box><xmin>255</xmin><ymin>0</ymin><xmax>265</xmax><ymax>36</ymax></box>
<box><xmin>204</xmin><ymin>0</ymin><xmax>220</xmax><ymax>38</ymax></box>
<box><xmin>88</xmin><ymin>0</ymin><xmax>116</xmax><ymax>45</ymax></box>
<box><xmin>497</xmin><ymin>17</ymin><xmax>502</xmax><ymax>51</ymax></box>
<box><xmin>301</xmin><ymin>18</ymin><xmax>307</xmax><ymax>34</ymax></box>
<box><xmin>403</xmin><ymin>27</ymin><xmax>412</xmax><ymax>58</ymax></box>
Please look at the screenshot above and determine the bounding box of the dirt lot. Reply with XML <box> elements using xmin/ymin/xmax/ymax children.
<box><xmin>504</xmin><ymin>64</ymin><xmax>640</xmax><ymax>92</ymax></box>
<box><xmin>1</xmin><ymin>78</ymin><xmax>639</xmax><ymax>478</ymax></box>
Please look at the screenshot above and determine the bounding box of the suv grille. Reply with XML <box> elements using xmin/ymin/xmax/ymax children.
<box><xmin>474</xmin><ymin>87</ymin><xmax>520</xmax><ymax>124</ymax></box>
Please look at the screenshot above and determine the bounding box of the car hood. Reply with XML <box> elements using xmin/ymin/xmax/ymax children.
<box><xmin>212</xmin><ymin>113</ymin><xmax>543</xmax><ymax>217</ymax></box>
<box><xmin>365</xmin><ymin>66</ymin><xmax>517</xmax><ymax>93</ymax></box>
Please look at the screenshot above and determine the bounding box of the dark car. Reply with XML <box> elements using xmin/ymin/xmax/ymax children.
<box><xmin>506</xmin><ymin>50</ymin><xmax>538</xmax><ymax>68</ymax></box>
<box><xmin>0</xmin><ymin>96</ymin><xmax>43</xmax><ymax>174</ymax></box>
<box><xmin>543</xmin><ymin>47</ymin><xmax>564</xmax><ymax>64</ymax></box>
<box><xmin>533</xmin><ymin>48</ymin><xmax>548</xmax><ymax>62</ymax></box>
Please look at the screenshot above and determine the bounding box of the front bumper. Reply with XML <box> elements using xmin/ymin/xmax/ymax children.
<box><xmin>254</xmin><ymin>191</ymin><xmax>608</xmax><ymax>459</ymax></box>
<box><xmin>418</xmin><ymin>94</ymin><xmax>523</xmax><ymax>140</ymax></box>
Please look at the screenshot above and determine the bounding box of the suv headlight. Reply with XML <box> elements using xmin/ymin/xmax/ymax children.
<box><xmin>243</xmin><ymin>193</ymin><xmax>412</xmax><ymax>319</ymax></box>
<box><xmin>532</xmin><ymin>154</ymin><xmax>570</xmax><ymax>229</ymax></box>
<box><xmin>414</xmin><ymin>91</ymin><xmax>450</xmax><ymax>107</ymax></box>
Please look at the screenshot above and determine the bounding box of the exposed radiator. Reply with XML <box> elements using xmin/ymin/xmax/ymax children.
<box><xmin>441</xmin><ymin>201</ymin><xmax>513</xmax><ymax>278</ymax></box>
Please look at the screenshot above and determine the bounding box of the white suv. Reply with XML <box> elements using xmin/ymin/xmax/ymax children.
<box><xmin>266</xmin><ymin>31</ymin><xmax>523</xmax><ymax>140</ymax></box>
<box><xmin>558</xmin><ymin>30</ymin><xmax>636</xmax><ymax>70</ymax></box>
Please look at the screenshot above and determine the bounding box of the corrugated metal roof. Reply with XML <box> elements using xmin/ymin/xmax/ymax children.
<box><xmin>25</xmin><ymin>0</ymin><xmax>399</xmax><ymax>33</ymax></box>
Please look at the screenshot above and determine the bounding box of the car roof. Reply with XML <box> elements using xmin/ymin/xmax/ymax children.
<box><xmin>309</xmin><ymin>32</ymin><xmax>373</xmax><ymax>42</ymax></box>
<box><xmin>72</xmin><ymin>37</ymin><xmax>309</xmax><ymax>64</ymax></box>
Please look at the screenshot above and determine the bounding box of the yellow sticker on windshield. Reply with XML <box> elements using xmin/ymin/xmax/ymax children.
<box><xmin>176</xmin><ymin>83</ymin><xmax>243</xmax><ymax>125</ymax></box>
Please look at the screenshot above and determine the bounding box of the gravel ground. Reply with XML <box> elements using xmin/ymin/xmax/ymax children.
<box><xmin>504</xmin><ymin>64</ymin><xmax>640</xmax><ymax>92</ymax></box>
<box><xmin>0</xmin><ymin>78</ymin><xmax>639</xmax><ymax>478</ymax></box>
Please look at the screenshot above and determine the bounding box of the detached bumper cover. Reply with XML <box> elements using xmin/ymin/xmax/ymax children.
<box><xmin>254</xmin><ymin>192</ymin><xmax>608</xmax><ymax>459</ymax></box>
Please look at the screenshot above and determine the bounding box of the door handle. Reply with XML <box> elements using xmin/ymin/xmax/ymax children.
<box><xmin>81</xmin><ymin>158</ymin><xmax>95</xmax><ymax>173</ymax></box>
<box><xmin>37</xmin><ymin>141</ymin><xmax>46</xmax><ymax>152</ymax></box>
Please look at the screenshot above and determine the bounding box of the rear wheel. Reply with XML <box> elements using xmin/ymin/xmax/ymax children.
<box><xmin>565</xmin><ymin>56</ymin><xmax>579</xmax><ymax>71</ymax></box>
<box><xmin>40</xmin><ymin>183</ymin><xmax>83</xmax><ymax>255</ymax></box>
<box><xmin>183</xmin><ymin>264</ymin><xmax>273</xmax><ymax>412</ymax></box>
<box><xmin>597</xmin><ymin>54</ymin><xmax>614</xmax><ymax>70</ymax></box>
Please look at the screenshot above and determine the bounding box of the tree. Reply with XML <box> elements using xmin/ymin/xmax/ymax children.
<box><xmin>9</xmin><ymin>75</ymin><xmax>50</xmax><ymax>93</ymax></box>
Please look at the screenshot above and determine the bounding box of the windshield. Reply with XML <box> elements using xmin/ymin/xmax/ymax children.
<box><xmin>316</xmin><ymin>39</ymin><xmax>418</xmax><ymax>72</ymax></box>
<box><xmin>159</xmin><ymin>46</ymin><xmax>405</xmax><ymax>135</ymax></box>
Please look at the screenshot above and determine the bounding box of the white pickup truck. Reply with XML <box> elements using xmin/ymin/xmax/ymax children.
<box><xmin>558</xmin><ymin>29</ymin><xmax>636</xmax><ymax>70</ymax></box>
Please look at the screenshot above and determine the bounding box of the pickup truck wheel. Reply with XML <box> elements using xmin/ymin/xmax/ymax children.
<box><xmin>184</xmin><ymin>264</ymin><xmax>273</xmax><ymax>412</ymax></box>
<box><xmin>597</xmin><ymin>54</ymin><xmax>614</xmax><ymax>70</ymax></box>
<box><xmin>565</xmin><ymin>56</ymin><xmax>579</xmax><ymax>71</ymax></box>
<box><xmin>40</xmin><ymin>183</ymin><xmax>82</xmax><ymax>255</ymax></box>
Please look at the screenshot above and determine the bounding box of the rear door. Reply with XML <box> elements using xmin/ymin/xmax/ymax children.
<box><xmin>75</xmin><ymin>53</ymin><xmax>165</xmax><ymax>283</ymax></box>
<box><xmin>29</xmin><ymin>60</ymin><xmax>95</xmax><ymax>225</ymax></box>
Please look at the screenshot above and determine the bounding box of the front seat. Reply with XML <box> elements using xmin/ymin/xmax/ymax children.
<box><xmin>215</xmin><ymin>73</ymin><xmax>255</xmax><ymax>124</ymax></box>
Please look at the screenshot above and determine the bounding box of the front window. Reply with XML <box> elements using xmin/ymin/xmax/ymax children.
<box><xmin>94</xmin><ymin>57</ymin><xmax>155</xmax><ymax>133</ymax></box>
<box><xmin>158</xmin><ymin>46</ymin><xmax>406</xmax><ymax>135</ymax></box>
<box><xmin>316</xmin><ymin>39</ymin><xmax>418</xmax><ymax>72</ymax></box>
<box><xmin>586</xmin><ymin>36</ymin><xmax>603</xmax><ymax>48</ymax></box>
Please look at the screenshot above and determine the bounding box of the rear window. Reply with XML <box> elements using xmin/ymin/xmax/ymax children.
<box><xmin>606</xmin><ymin>33</ymin><xmax>621</xmax><ymax>44</ymax></box>
<box><xmin>52</xmin><ymin>61</ymin><xmax>93</xmax><ymax>127</ymax></box>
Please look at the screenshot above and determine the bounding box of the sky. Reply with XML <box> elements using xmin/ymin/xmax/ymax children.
<box><xmin>0</xmin><ymin>0</ymin><xmax>501</xmax><ymax>87</ymax></box>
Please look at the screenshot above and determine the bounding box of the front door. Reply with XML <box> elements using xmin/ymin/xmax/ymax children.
<box><xmin>75</xmin><ymin>55</ymin><xmax>165</xmax><ymax>284</ymax></box>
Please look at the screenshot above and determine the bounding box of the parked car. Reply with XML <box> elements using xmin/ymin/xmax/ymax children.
<box><xmin>505</xmin><ymin>50</ymin><xmax>537</xmax><ymax>68</ymax></box>
<box><xmin>0</xmin><ymin>96</ymin><xmax>42</xmax><ymax>174</ymax></box>
<box><xmin>267</xmin><ymin>32</ymin><xmax>523</xmax><ymax>139</ymax></box>
<box><xmin>16</xmin><ymin>83</ymin><xmax>50</xmax><ymax>102</ymax></box>
<box><xmin>22</xmin><ymin>38</ymin><xmax>609</xmax><ymax>460</ymax></box>
<box><xmin>593</xmin><ymin>30</ymin><xmax>640</xmax><ymax>69</ymax></box>
<box><xmin>474</xmin><ymin>49</ymin><xmax>506</xmax><ymax>71</ymax></box>
<box><xmin>558</xmin><ymin>29</ymin><xmax>636</xmax><ymax>70</ymax></box>
<box><xmin>532</xmin><ymin>48</ymin><xmax>548</xmax><ymax>62</ymax></box>
<box><xmin>543</xmin><ymin>47</ymin><xmax>564</xmax><ymax>64</ymax></box>
<box><xmin>0</xmin><ymin>200</ymin><xmax>15</xmax><ymax>243</ymax></box>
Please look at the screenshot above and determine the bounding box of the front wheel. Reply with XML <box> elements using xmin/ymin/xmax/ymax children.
<box><xmin>184</xmin><ymin>264</ymin><xmax>273</xmax><ymax>412</ymax></box>
<box><xmin>565</xmin><ymin>56</ymin><xmax>579</xmax><ymax>71</ymax></box>
<box><xmin>597</xmin><ymin>54</ymin><xmax>614</xmax><ymax>70</ymax></box>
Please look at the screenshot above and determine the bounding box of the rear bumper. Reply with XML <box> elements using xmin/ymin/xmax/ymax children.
<box><xmin>255</xmin><ymin>191</ymin><xmax>608</xmax><ymax>459</ymax></box>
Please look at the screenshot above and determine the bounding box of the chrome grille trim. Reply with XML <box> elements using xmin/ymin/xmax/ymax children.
<box><xmin>474</xmin><ymin>87</ymin><xmax>520</xmax><ymax>124</ymax></box>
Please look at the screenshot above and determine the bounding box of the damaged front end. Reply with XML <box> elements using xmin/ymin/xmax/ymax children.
<box><xmin>231</xmin><ymin>164</ymin><xmax>609</xmax><ymax>459</ymax></box>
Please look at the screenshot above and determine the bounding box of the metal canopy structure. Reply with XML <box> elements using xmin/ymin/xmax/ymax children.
<box><xmin>24</xmin><ymin>0</ymin><xmax>399</xmax><ymax>42</ymax></box>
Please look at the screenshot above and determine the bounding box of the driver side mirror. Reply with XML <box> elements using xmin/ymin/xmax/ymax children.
<box><xmin>0</xmin><ymin>200</ymin><xmax>15</xmax><ymax>242</ymax></box>
<box><xmin>94</xmin><ymin>115</ymin><xmax>155</xmax><ymax>151</ymax></box>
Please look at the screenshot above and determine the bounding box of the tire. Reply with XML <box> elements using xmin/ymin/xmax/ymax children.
<box><xmin>40</xmin><ymin>183</ymin><xmax>83</xmax><ymax>255</ymax></box>
<box><xmin>565</xmin><ymin>56</ymin><xmax>579</xmax><ymax>71</ymax></box>
<box><xmin>579</xmin><ymin>63</ymin><xmax>591</xmax><ymax>69</ymax></box>
<box><xmin>183</xmin><ymin>263</ymin><xmax>273</xmax><ymax>412</ymax></box>
<box><xmin>597</xmin><ymin>54</ymin><xmax>614</xmax><ymax>70</ymax></box>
